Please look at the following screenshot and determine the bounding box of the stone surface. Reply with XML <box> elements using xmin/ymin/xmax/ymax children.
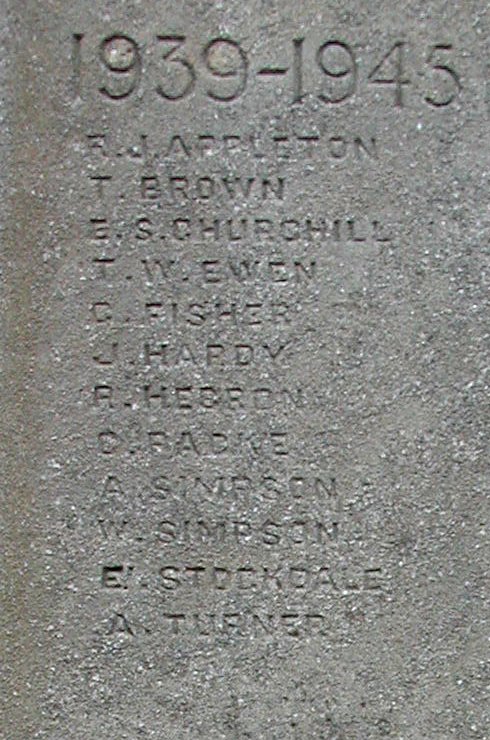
<box><xmin>1</xmin><ymin>2</ymin><xmax>488</xmax><ymax>738</ymax></box>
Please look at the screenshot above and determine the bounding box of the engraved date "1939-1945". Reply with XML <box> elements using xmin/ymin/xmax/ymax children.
<box><xmin>73</xmin><ymin>34</ymin><xmax>462</xmax><ymax>108</ymax></box>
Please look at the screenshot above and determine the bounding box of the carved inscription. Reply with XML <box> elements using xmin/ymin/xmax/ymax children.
<box><xmin>73</xmin><ymin>34</ymin><xmax>462</xmax><ymax>108</ymax></box>
<box><xmin>67</xmin><ymin>20</ymin><xmax>467</xmax><ymax>643</ymax></box>
<box><xmin>82</xmin><ymin>106</ymin><xmax>395</xmax><ymax>634</ymax></box>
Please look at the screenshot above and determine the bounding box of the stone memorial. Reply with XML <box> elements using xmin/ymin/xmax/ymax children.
<box><xmin>1</xmin><ymin>1</ymin><xmax>488</xmax><ymax>738</ymax></box>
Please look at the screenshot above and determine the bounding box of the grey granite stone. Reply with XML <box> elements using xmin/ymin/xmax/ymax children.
<box><xmin>1</xmin><ymin>2</ymin><xmax>488</xmax><ymax>738</ymax></box>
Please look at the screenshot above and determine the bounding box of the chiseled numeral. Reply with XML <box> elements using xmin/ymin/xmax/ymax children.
<box><xmin>316</xmin><ymin>40</ymin><xmax>357</xmax><ymax>104</ymax></box>
<box><xmin>424</xmin><ymin>44</ymin><xmax>461</xmax><ymax>107</ymax></box>
<box><xmin>156</xmin><ymin>36</ymin><xmax>196</xmax><ymax>100</ymax></box>
<box><xmin>99</xmin><ymin>35</ymin><xmax>141</xmax><ymax>100</ymax></box>
<box><xmin>367</xmin><ymin>41</ymin><xmax>410</xmax><ymax>107</ymax></box>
